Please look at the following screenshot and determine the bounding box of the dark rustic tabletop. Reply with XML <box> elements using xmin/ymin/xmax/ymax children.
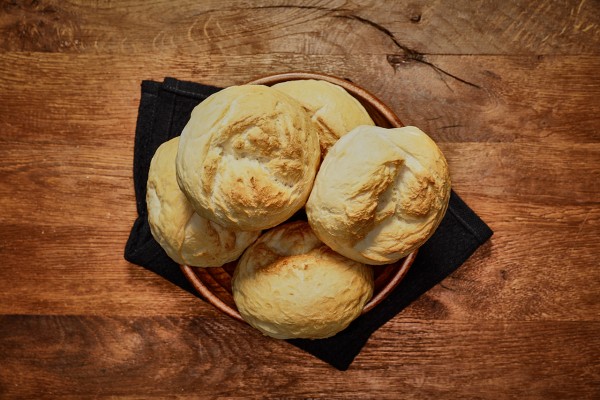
<box><xmin>1</xmin><ymin>1</ymin><xmax>599</xmax><ymax>398</ymax></box>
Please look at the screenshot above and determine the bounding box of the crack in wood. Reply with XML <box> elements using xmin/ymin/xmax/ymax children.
<box><xmin>334</xmin><ymin>14</ymin><xmax>482</xmax><ymax>89</ymax></box>
<box><xmin>440</xmin><ymin>124</ymin><xmax>463</xmax><ymax>130</ymax></box>
<box><xmin>439</xmin><ymin>283</ymin><xmax>456</xmax><ymax>292</ymax></box>
<box><xmin>387</xmin><ymin>53</ymin><xmax>482</xmax><ymax>89</ymax></box>
<box><xmin>231</xmin><ymin>5</ymin><xmax>481</xmax><ymax>89</ymax></box>
<box><xmin>246</xmin><ymin>5</ymin><xmax>350</xmax><ymax>13</ymax></box>
<box><xmin>210</xmin><ymin>5</ymin><xmax>484</xmax><ymax>89</ymax></box>
<box><xmin>198</xmin><ymin>5</ymin><xmax>471</xmax><ymax>91</ymax></box>
<box><xmin>423</xmin><ymin>59</ymin><xmax>482</xmax><ymax>89</ymax></box>
<box><xmin>336</xmin><ymin>14</ymin><xmax>425</xmax><ymax>61</ymax></box>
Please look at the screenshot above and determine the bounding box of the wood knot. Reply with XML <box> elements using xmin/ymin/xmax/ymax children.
<box><xmin>386</xmin><ymin>53</ymin><xmax>424</xmax><ymax>69</ymax></box>
<box><xmin>0</xmin><ymin>0</ymin><xmax>82</xmax><ymax>52</ymax></box>
<box><xmin>410</xmin><ymin>14</ymin><xmax>422</xmax><ymax>23</ymax></box>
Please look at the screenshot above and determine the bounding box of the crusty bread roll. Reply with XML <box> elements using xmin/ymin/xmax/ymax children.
<box><xmin>272</xmin><ymin>79</ymin><xmax>374</xmax><ymax>155</ymax></box>
<box><xmin>176</xmin><ymin>85</ymin><xmax>320</xmax><ymax>231</ymax></box>
<box><xmin>232</xmin><ymin>221</ymin><xmax>374</xmax><ymax>339</ymax></box>
<box><xmin>147</xmin><ymin>137</ymin><xmax>260</xmax><ymax>267</ymax></box>
<box><xmin>306</xmin><ymin>126</ymin><xmax>451</xmax><ymax>265</ymax></box>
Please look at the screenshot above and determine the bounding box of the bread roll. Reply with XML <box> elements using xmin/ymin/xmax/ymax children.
<box><xmin>176</xmin><ymin>85</ymin><xmax>320</xmax><ymax>231</ymax></box>
<box><xmin>272</xmin><ymin>79</ymin><xmax>374</xmax><ymax>155</ymax></box>
<box><xmin>306</xmin><ymin>126</ymin><xmax>451</xmax><ymax>265</ymax></box>
<box><xmin>146</xmin><ymin>137</ymin><xmax>260</xmax><ymax>267</ymax></box>
<box><xmin>232</xmin><ymin>221</ymin><xmax>374</xmax><ymax>339</ymax></box>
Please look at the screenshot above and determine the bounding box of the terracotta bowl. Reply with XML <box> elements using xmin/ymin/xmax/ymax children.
<box><xmin>181</xmin><ymin>71</ymin><xmax>417</xmax><ymax>323</ymax></box>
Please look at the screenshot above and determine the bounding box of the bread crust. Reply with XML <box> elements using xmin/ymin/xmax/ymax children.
<box><xmin>147</xmin><ymin>137</ymin><xmax>260</xmax><ymax>267</ymax></box>
<box><xmin>306</xmin><ymin>126</ymin><xmax>451</xmax><ymax>265</ymax></box>
<box><xmin>176</xmin><ymin>85</ymin><xmax>320</xmax><ymax>231</ymax></box>
<box><xmin>272</xmin><ymin>79</ymin><xmax>374</xmax><ymax>156</ymax></box>
<box><xmin>232</xmin><ymin>221</ymin><xmax>374</xmax><ymax>339</ymax></box>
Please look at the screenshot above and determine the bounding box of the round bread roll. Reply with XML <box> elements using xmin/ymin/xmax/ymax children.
<box><xmin>272</xmin><ymin>79</ymin><xmax>374</xmax><ymax>155</ymax></box>
<box><xmin>176</xmin><ymin>85</ymin><xmax>320</xmax><ymax>231</ymax></box>
<box><xmin>306</xmin><ymin>126</ymin><xmax>451</xmax><ymax>265</ymax></box>
<box><xmin>147</xmin><ymin>137</ymin><xmax>260</xmax><ymax>267</ymax></box>
<box><xmin>232</xmin><ymin>221</ymin><xmax>374</xmax><ymax>339</ymax></box>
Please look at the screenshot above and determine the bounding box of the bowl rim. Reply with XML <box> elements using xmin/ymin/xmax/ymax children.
<box><xmin>181</xmin><ymin>250</ymin><xmax>417</xmax><ymax>322</ymax></box>
<box><xmin>248</xmin><ymin>71</ymin><xmax>403</xmax><ymax>127</ymax></box>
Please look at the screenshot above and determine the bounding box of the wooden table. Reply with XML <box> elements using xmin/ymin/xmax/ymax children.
<box><xmin>1</xmin><ymin>1</ymin><xmax>599</xmax><ymax>398</ymax></box>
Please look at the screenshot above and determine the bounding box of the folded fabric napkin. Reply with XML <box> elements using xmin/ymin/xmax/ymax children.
<box><xmin>124</xmin><ymin>77</ymin><xmax>493</xmax><ymax>370</ymax></box>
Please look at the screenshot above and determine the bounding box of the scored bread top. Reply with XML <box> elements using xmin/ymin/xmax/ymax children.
<box><xmin>306</xmin><ymin>126</ymin><xmax>451</xmax><ymax>265</ymax></box>
<box><xmin>146</xmin><ymin>137</ymin><xmax>260</xmax><ymax>267</ymax></box>
<box><xmin>176</xmin><ymin>85</ymin><xmax>320</xmax><ymax>231</ymax></box>
<box><xmin>232</xmin><ymin>221</ymin><xmax>374</xmax><ymax>339</ymax></box>
<box><xmin>272</xmin><ymin>79</ymin><xmax>374</xmax><ymax>156</ymax></box>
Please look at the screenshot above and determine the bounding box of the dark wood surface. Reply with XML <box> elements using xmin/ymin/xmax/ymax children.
<box><xmin>0</xmin><ymin>0</ymin><xmax>599</xmax><ymax>398</ymax></box>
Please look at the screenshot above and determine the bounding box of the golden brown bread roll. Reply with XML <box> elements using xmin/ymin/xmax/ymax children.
<box><xmin>306</xmin><ymin>126</ymin><xmax>451</xmax><ymax>265</ymax></box>
<box><xmin>176</xmin><ymin>85</ymin><xmax>320</xmax><ymax>231</ymax></box>
<box><xmin>232</xmin><ymin>221</ymin><xmax>374</xmax><ymax>339</ymax></box>
<box><xmin>272</xmin><ymin>79</ymin><xmax>374</xmax><ymax>155</ymax></box>
<box><xmin>146</xmin><ymin>137</ymin><xmax>260</xmax><ymax>267</ymax></box>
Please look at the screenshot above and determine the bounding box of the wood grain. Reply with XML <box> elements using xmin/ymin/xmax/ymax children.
<box><xmin>1</xmin><ymin>53</ymin><xmax>598</xmax><ymax>145</ymax></box>
<box><xmin>1</xmin><ymin>0</ymin><xmax>599</xmax><ymax>55</ymax></box>
<box><xmin>0</xmin><ymin>0</ymin><xmax>599</xmax><ymax>398</ymax></box>
<box><xmin>0</xmin><ymin>315</ymin><xmax>598</xmax><ymax>399</ymax></box>
<box><xmin>0</xmin><ymin>199</ymin><xmax>596</xmax><ymax>320</ymax></box>
<box><xmin>0</xmin><ymin>143</ymin><xmax>598</xmax><ymax>321</ymax></box>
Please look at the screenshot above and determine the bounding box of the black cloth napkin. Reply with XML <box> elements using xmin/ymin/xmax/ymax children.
<box><xmin>124</xmin><ymin>77</ymin><xmax>493</xmax><ymax>370</ymax></box>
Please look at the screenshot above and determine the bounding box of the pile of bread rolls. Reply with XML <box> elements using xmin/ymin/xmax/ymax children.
<box><xmin>147</xmin><ymin>79</ymin><xmax>451</xmax><ymax>339</ymax></box>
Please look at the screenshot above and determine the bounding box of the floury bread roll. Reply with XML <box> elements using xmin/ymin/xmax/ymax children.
<box><xmin>146</xmin><ymin>137</ymin><xmax>260</xmax><ymax>267</ymax></box>
<box><xmin>306</xmin><ymin>126</ymin><xmax>451</xmax><ymax>265</ymax></box>
<box><xmin>232</xmin><ymin>221</ymin><xmax>374</xmax><ymax>339</ymax></box>
<box><xmin>272</xmin><ymin>79</ymin><xmax>374</xmax><ymax>155</ymax></box>
<box><xmin>176</xmin><ymin>85</ymin><xmax>320</xmax><ymax>231</ymax></box>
